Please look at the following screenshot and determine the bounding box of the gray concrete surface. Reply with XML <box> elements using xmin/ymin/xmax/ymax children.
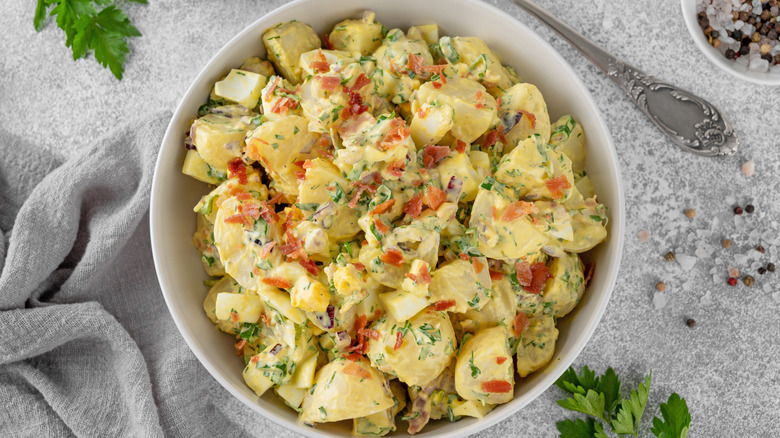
<box><xmin>3</xmin><ymin>0</ymin><xmax>779</xmax><ymax>436</ymax></box>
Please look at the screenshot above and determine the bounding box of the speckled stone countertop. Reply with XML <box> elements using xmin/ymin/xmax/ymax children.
<box><xmin>4</xmin><ymin>0</ymin><xmax>780</xmax><ymax>436</ymax></box>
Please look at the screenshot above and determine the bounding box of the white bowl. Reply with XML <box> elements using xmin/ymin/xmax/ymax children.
<box><xmin>681</xmin><ymin>0</ymin><xmax>780</xmax><ymax>85</ymax></box>
<box><xmin>150</xmin><ymin>0</ymin><xmax>625</xmax><ymax>435</ymax></box>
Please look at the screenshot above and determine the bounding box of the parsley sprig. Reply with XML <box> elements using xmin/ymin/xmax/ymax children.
<box><xmin>555</xmin><ymin>366</ymin><xmax>690</xmax><ymax>438</ymax></box>
<box><xmin>34</xmin><ymin>0</ymin><xmax>146</xmax><ymax>80</ymax></box>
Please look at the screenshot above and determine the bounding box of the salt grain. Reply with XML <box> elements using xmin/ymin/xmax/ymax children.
<box><xmin>734</xmin><ymin>19</ymin><xmax>745</xmax><ymax>29</ymax></box>
<box><xmin>749</xmin><ymin>58</ymin><xmax>769</xmax><ymax>73</ymax></box>
<box><xmin>742</xmin><ymin>161</ymin><xmax>755</xmax><ymax>177</ymax></box>
<box><xmin>653</xmin><ymin>292</ymin><xmax>668</xmax><ymax>310</ymax></box>
<box><xmin>677</xmin><ymin>254</ymin><xmax>698</xmax><ymax>271</ymax></box>
<box><xmin>638</xmin><ymin>230</ymin><xmax>650</xmax><ymax>242</ymax></box>
<box><xmin>728</xmin><ymin>265</ymin><xmax>739</xmax><ymax>278</ymax></box>
<box><xmin>700</xmin><ymin>291</ymin><xmax>713</xmax><ymax>305</ymax></box>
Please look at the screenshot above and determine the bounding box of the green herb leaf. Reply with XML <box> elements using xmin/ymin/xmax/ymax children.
<box><xmin>611</xmin><ymin>373</ymin><xmax>651</xmax><ymax>436</ymax></box>
<box><xmin>650</xmin><ymin>393</ymin><xmax>690</xmax><ymax>438</ymax></box>
<box><xmin>556</xmin><ymin>417</ymin><xmax>607</xmax><ymax>438</ymax></box>
<box><xmin>557</xmin><ymin>390</ymin><xmax>606</xmax><ymax>421</ymax></box>
<box><xmin>597</xmin><ymin>367</ymin><xmax>621</xmax><ymax>415</ymax></box>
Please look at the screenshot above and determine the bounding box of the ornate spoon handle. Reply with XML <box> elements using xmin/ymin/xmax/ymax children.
<box><xmin>510</xmin><ymin>0</ymin><xmax>738</xmax><ymax>156</ymax></box>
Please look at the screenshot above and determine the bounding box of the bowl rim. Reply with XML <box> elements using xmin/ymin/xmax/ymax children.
<box><xmin>150</xmin><ymin>0</ymin><xmax>626</xmax><ymax>435</ymax></box>
<box><xmin>680</xmin><ymin>0</ymin><xmax>780</xmax><ymax>86</ymax></box>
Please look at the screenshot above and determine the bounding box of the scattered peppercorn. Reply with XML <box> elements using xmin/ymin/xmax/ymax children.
<box><xmin>656</xmin><ymin>281</ymin><xmax>666</xmax><ymax>292</ymax></box>
<box><xmin>758</xmin><ymin>267</ymin><xmax>767</xmax><ymax>275</ymax></box>
<box><xmin>722</xmin><ymin>238</ymin><xmax>732</xmax><ymax>249</ymax></box>
<box><xmin>725</xmin><ymin>49</ymin><xmax>737</xmax><ymax>60</ymax></box>
<box><xmin>727</xmin><ymin>277</ymin><xmax>738</xmax><ymax>286</ymax></box>
<box><xmin>686</xmin><ymin>318</ymin><xmax>696</xmax><ymax>328</ymax></box>
<box><xmin>685</xmin><ymin>208</ymin><xmax>696</xmax><ymax>218</ymax></box>
<box><xmin>734</xmin><ymin>206</ymin><xmax>743</xmax><ymax>215</ymax></box>
<box><xmin>664</xmin><ymin>251</ymin><xmax>676</xmax><ymax>262</ymax></box>
<box><xmin>757</xmin><ymin>245</ymin><xmax>765</xmax><ymax>253</ymax></box>
<box><xmin>743</xmin><ymin>276</ymin><xmax>755</xmax><ymax>287</ymax></box>
<box><xmin>768</xmin><ymin>263</ymin><xmax>776</xmax><ymax>272</ymax></box>
<box><xmin>745</xmin><ymin>204</ymin><xmax>755</xmax><ymax>213</ymax></box>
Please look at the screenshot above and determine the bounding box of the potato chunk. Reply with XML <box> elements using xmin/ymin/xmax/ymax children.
<box><xmin>190</xmin><ymin>111</ymin><xmax>255</xmax><ymax>172</ymax></box>
<box><xmin>550</xmin><ymin>115</ymin><xmax>586</xmax><ymax>174</ymax></box>
<box><xmin>300</xmin><ymin>357</ymin><xmax>394</xmax><ymax>423</ymax></box>
<box><xmin>497</xmin><ymin>83</ymin><xmax>551</xmax><ymax>149</ymax></box>
<box><xmin>437</xmin><ymin>36</ymin><xmax>512</xmax><ymax>92</ymax></box>
<box><xmin>541</xmin><ymin>252</ymin><xmax>586</xmax><ymax>318</ymax></box>
<box><xmin>328</xmin><ymin>11</ymin><xmax>385</xmax><ymax>56</ymax></box>
<box><xmin>428</xmin><ymin>258</ymin><xmax>492</xmax><ymax>313</ymax></box>
<box><xmin>262</xmin><ymin>21</ymin><xmax>321</xmax><ymax>84</ymax></box>
<box><xmin>516</xmin><ymin>315</ymin><xmax>558</xmax><ymax>378</ymax></box>
<box><xmin>454</xmin><ymin>326</ymin><xmax>514</xmax><ymax>404</ymax></box>
<box><xmin>367</xmin><ymin>310</ymin><xmax>457</xmax><ymax>386</ymax></box>
<box><xmin>213</xmin><ymin>69</ymin><xmax>267</xmax><ymax>109</ymax></box>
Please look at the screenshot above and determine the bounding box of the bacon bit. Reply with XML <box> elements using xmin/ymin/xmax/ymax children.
<box><xmin>252</xmin><ymin>266</ymin><xmax>263</xmax><ymax>277</ymax></box>
<box><xmin>250</xmin><ymin>355</ymin><xmax>259</xmax><ymax>364</ymax></box>
<box><xmin>380</xmin><ymin>249</ymin><xmax>404</xmax><ymax>267</ymax></box>
<box><xmin>481</xmin><ymin>380</ymin><xmax>512</xmax><ymax>393</ymax></box>
<box><xmin>411</xmin><ymin>179</ymin><xmax>425</xmax><ymax>187</ymax></box>
<box><xmin>432</xmin><ymin>81</ymin><xmax>443</xmax><ymax>89</ymax></box>
<box><xmin>407</xmin><ymin>53</ymin><xmax>424</xmax><ymax>74</ymax></box>
<box><xmin>475</xmin><ymin>91</ymin><xmax>485</xmax><ymax>109</ymax></box>
<box><xmin>350</xmin><ymin>73</ymin><xmax>370</xmax><ymax>92</ymax></box>
<box><xmin>311</xmin><ymin>50</ymin><xmax>329</xmax><ymax>72</ymax></box>
<box><xmin>260</xmin><ymin>313</ymin><xmax>271</xmax><ymax>326</ymax></box>
<box><xmin>394</xmin><ymin>331</ymin><xmax>403</xmax><ymax>350</ymax></box>
<box><xmin>281</xmin><ymin>208</ymin><xmax>295</xmax><ymax>235</ymax></box>
<box><xmin>295</xmin><ymin>170</ymin><xmax>306</xmax><ymax>181</ymax></box>
<box><xmin>278</xmin><ymin>231</ymin><xmax>307</xmax><ymax>261</ymax></box>
<box><xmin>229</xmin><ymin>311</ymin><xmax>239</xmax><ymax>322</ymax></box>
<box><xmin>370</xmin><ymin>199</ymin><xmax>395</xmax><ymax>215</ymax></box>
<box><xmin>401</xmin><ymin>193</ymin><xmax>423</xmax><ymax>218</ymax></box>
<box><xmin>422</xmin><ymin>144</ymin><xmax>451</xmax><ymax>168</ymax></box>
<box><xmin>344</xmin><ymin>351</ymin><xmax>362</xmax><ymax>362</ymax></box>
<box><xmin>455</xmin><ymin>140</ymin><xmax>467</xmax><ymax>153</ymax></box>
<box><xmin>257</xmin><ymin>241</ymin><xmax>276</xmax><ymax>259</ymax></box>
<box><xmin>359</xmin><ymin>328</ymin><xmax>380</xmax><ymax>341</ymax></box>
<box><xmin>418</xmin><ymin>263</ymin><xmax>431</xmax><ymax>283</ymax></box>
<box><xmin>258</xmin><ymin>201</ymin><xmax>279</xmax><ymax>223</ymax></box>
<box><xmin>432</xmin><ymin>299</ymin><xmax>456</xmax><ymax>311</ymax></box>
<box><xmin>371</xmin><ymin>172</ymin><xmax>383</xmax><ymax>185</ymax></box>
<box><xmin>501</xmin><ymin>201</ymin><xmax>537</xmax><ymax>222</ymax></box>
<box><xmin>322</xmin><ymin>33</ymin><xmax>334</xmax><ymax>50</ymax></box>
<box><xmin>496</xmin><ymin>125</ymin><xmax>508</xmax><ymax>145</ymax></box>
<box><xmin>584</xmin><ymin>263</ymin><xmax>595</xmax><ymax>286</ymax></box>
<box><xmin>519</xmin><ymin>110</ymin><xmax>537</xmax><ymax>129</ymax></box>
<box><xmin>422</xmin><ymin>64</ymin><xmax>446</xmax><ymax>73</ymax></box>
<box><xmin>545</xmin><ymin>176</ymin><xmax>572</xmax><ymax>200</ymax></box>
<box><xmin>416</xmin><ymin>106</ymin><xmax>430</xmax><ymax>119</ymax></box>
<box><xmin>243</xmin><ymin>202</ymin><xmax>261</xmax><ymax>220</ymax></box>
<box><xmin>343</xmin><ymin>362</ymin><xmax>372</xmax><ymax>379</ymax></box>
<box><xmin>271</xmin><ymin>97</ymin><xmax>298</xmax><ymax>114</ymax></box>
<box><xmin>264</xmin><ymin>76</ymin><xmax>280</xmax><ymax>102</ymax></box>
<box><xmin>353</xmin><ymin>262</ymin><xmax>366</xmax><ymax>271</ymax></box>
<box><xmin>378</xmin><ymin>118</ymin><xmax>410</xmax><ymax>151</ymax></box>
<box><xmin>525</xmin><ymin>263</ymin><xmax>552</xmax><ymax>294</ymax></box>
<box><xmin>489</xmin><ymin>270</ymin><xmax>505</xmax><ymax>281</ymax></box>
<box><xmin>459</xmin><ymin>252</ymin><xmax>471</xmax><ymax>261</ymax></box>
<box><xmin>496</xmin><ymin>356</ymin><xmax>508</xmax><ymax>365</ymax></box>
<box><xmin>224</xmin><ymin>214</ymin><xmax>251</xmax><ymax>225</ymax></box>
<box><xmin>234</xmin><ymin>339</ymin><xmax>247</xmax><ymax>356</ymax></box>
<box><xmin>373</xmin><ymin>218</ymin><xmax>389</xmax><ymax>235</ymax></box>
<box><xmin>227</xmin><ymin>158</ymin><xmax>248</xmax><ymax>184</ymax></box>
<box><xmin>513</xmin><ymin>312</ymin><xmax>530</xmax><ymax>337</ymax></box>
<box><xmin>385</xmin><ymin>161</ymin><xmax>406</xmax><ymax>178</ymax></box>
<box><xmin>348</xmin><ymin>188</ymin><xmax>365</xmax><ymax>209</ymax></box>
<box><xmin>299</xmin><ymin>258</ymin><xmax>319</xmax><ymax>276</ymax></box>
<box><xmin>361</xmin><ymin>240</ymin><xmax>368</xmax><ymax>246</ymax></box>
<box><xmin>236</xmin><ymin>191</ymin><xmax>252</xmax><ymax>201</ymax></box>
<box><xmin>515</xmin><ymin>261</ymin><xmax>533</xmax><ymax>287</ymax></box>
<box><xmin>472</xmin><ymin>258</ymin><xmax>485</xmax><ymax>274</ymax></box>
<box><xmin>355</xmin><ymin>314</ymin><xmax>367</xmax><ymax>332</ymax></box>
<box><xmin>262</xmin><ymin>276</ymin><xmax>292</xmax><ymax>289</ymax></box>
<box><xmin>405</xmin><ymin>273</ymin><xmax>418</xmax><ymax>282</ymax></box>
<box><xmin>424</xmin><ymin>185</ymin><xmax>447</xmax><ymax>210</ymax></box>
<box><xmin>320</xmin><ymin>75</ymin><xmax>341</xmax><ymax>90</ymax></box>
<box><xmin>496</xmin><ymin>97</ymin><xmax>502</xmax><ymax>111</ymax></box>
<box><xmin>482</xmin><ymin>129</ymin><xmax>499</xmax><ymax>149</ymax></box>
<box><xmin>346</xmin><ymin>90</ymin><xmax>368</xmax><ymax>116</ymax></box>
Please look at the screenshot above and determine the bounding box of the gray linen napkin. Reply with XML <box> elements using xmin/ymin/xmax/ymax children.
<box><xmin>0</xmin><ymin>112</ymin><xmax>287</xmax><ymax>437</ymax></box>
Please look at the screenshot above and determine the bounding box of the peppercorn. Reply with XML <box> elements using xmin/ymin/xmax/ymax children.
<box><xmin>768</xmin><ymin>30</ymin><xmax>778</xmax><ymax>40</ymax></box>
<box><xmin>748</xmin><ymin>16</ymin><xmax>757</xmax><ymax>26</ymax></box>
<box><xmin>712</xmin><ymin>30</ymin><xmax>720</xmax><ymax>39</ymax></box>
<box><xmin>740</xmin><ymin>11</ymin><xmax>750</xmax><ymax>21</ymax></box>
<box><xmin>768</xmin><ymin>263</ymin><xmax>776</xmax><ymax>272</ymax></box>
<box><xmin>732</xmin><ymin>11</ymin><xmax>740</xmax><ymax>20</ymax></box>
<box><xmin>762</xmin><ymin>54</ymin><xmax>773</xmax><ymax>63</ymax></box>
<box><xmin>757</xmin><ymin>245</ymin><xmax>766</xmax><ymax>253</ymax></box>
<box><xmin>761</xmin><ymin>9</ymin><xmax>771</xmax><ymax>20</ymax></box>
<box><xmin>686</xmin><ymin>318</ymin><xmax>696</xmax><ymax>328</ymax></box>
<box><xmin>713</xmin><ymin>38</ymin><xmax>722</xmax><ymax>48</ymax></box>
<box><xmin>775</xmin><ymin>55</ymin><xmax>780</xmax><ymax>65</ymax></box>
<box><xmin>698</xmin><ymin>12</ymin><xmax>709</xmax><ymax>28</ymax></box>
<box><xmin>722</xmin><ymin>238</ymin><xmax>733</xmax><ymax>249</ymax></box>
<box><xmin>685</xmin><ymin>208</ymin><xmax>696</xmax><ymax>218</ymax></box>
<box><xmin>734</xmin><ymin>206</ymin><xmax>743</xmax><ymax>215</ymax></box>
<box><xmin>739</xmin><ymin>45</ymin><xmax>750</xmax><ymax>56</ymax></box>
<box><xmin>726</xmin><ymin>49</ymin><xmax>738</xmax><ymax>60</ymax></box>
<box><xmin>759</xmin><ymin>25</ymin><xmax>769</xmax><ymax>35</ymax></box>
<box><xmin>664</xmin><ymin>251</ymin><xmax>676</xmax><ymax>261</ymax></box>
<box><xmin>656</xmin><ymin>281</ymin><xmax>666</xmax><ymax>292</ymax></box>
<box><xmin>745</xmin><ymin>204</ymin><xmax>755</xmax><ymax>213</ymax></box>
<box><xmin>743</xmin><ymin>276</ymin><xmax>755</xmax><ymax>287</ymax></box>
<box><xmin>758</xmin><ymin>267</ymin><xmax>767</xmax><ymax>275</ymax></box>
<box><xmin>732</xmin><ymin>29</ymin><xmax>743</xmax><ymax>40</ymax></box>
<box><xmin>752</xmin><ymin>32</ymin><xmax>762</xmax><ymax>42</ymax></box>
<box><xmin>727</xmin><ymin>277</ymin><xmax>738</xmax><ymax>286</ymax></box>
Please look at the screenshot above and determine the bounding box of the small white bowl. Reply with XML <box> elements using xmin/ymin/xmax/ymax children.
<box><xmin>150</xmin><ymin>0</ymin><xmax>625</xmax><ymax>435</ymax></box>
<box><xmin>681</xmin><ymin>0</ymin><xmax>780</xmax><ymax>85</ymax></box>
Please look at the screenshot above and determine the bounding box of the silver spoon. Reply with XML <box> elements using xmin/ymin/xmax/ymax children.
<box><xmin>510</xmin><ymin>0</ymin><xmax>739</xmax><ymax>156</ymax></box>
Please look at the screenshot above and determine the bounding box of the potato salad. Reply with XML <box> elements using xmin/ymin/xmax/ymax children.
<box><xmin>183</xmin><ymin>11</ymin><xmax>608</xmax><ymax>435</ymax></box>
